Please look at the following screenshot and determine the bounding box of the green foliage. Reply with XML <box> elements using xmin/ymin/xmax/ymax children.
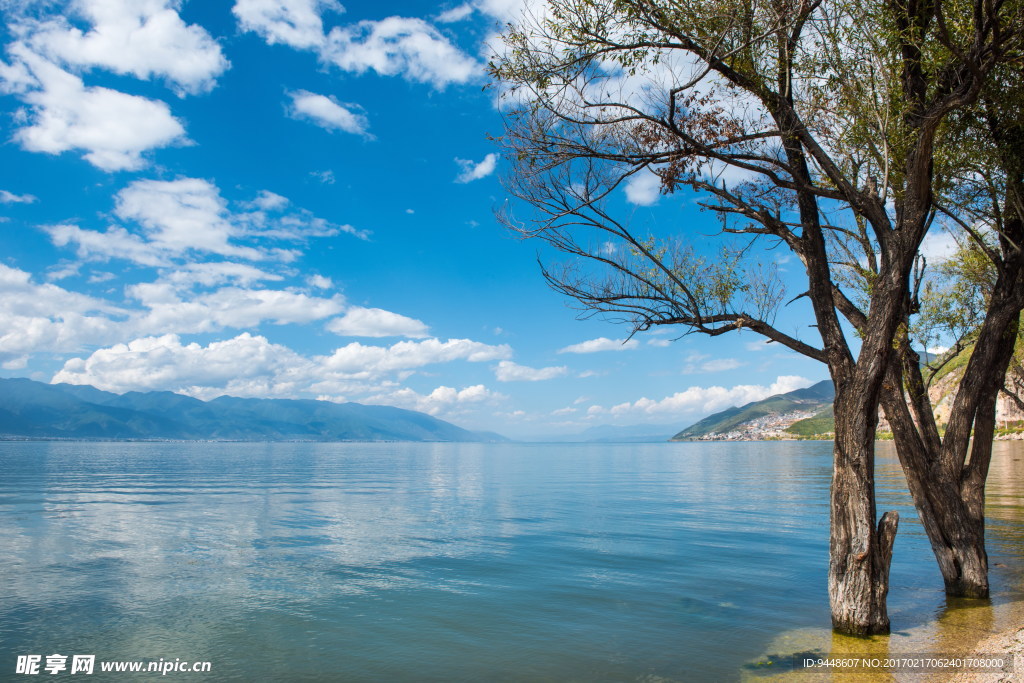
<box><xmin>785</xmin><ymin>405</ymin><xmax>836</xmax><ymax>437</ymax></box>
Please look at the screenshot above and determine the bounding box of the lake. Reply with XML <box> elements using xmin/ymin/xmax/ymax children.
<box><xmin>1</xmin><ymin>440</ymin><xmax>1022</xmax><ymax>681</ymax></box>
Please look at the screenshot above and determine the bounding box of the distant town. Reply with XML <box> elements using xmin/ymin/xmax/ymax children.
<box><xmin>689</xmin><ymin>410</ymin><xmax>822</xmax><ymax>441</ymax></box>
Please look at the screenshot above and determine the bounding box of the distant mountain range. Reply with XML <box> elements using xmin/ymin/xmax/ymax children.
<box><xmin>670</xmin><ymin>380</ymin><xmax>835</xmax><ymax>440</ymax></box>
<box><xmin>0</xmin><ymin>378</ymin><xmax>506</xmax><ymax>442</ymax></box>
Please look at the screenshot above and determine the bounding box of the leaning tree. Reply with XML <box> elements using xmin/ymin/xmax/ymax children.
<box><xmin>489</xmin><ymin>0</ymin><xmax>1023</xmax><ymax>635</ymax></box>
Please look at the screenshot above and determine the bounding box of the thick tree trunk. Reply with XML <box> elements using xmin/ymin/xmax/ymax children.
<box><xmin>881</xmin><ymin>375</ymin><xmax>990</xmax><ymax>599</ymax></box>
<box><xmin>829</xmin><ymin>388</ymin><xmax>900</xmax><ymax>635</ymax></box>
<box><xmin>881</xmin><ymin>305</ymin><xmax>1022</xmax><ymax>600</ymax></box>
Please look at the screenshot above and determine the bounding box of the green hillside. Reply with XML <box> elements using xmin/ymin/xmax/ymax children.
<box><xmin>670</xmin><ymin>380</ymin><xmax>834</xmax><ymax>440</ymax></box>
<box><xmin>785</xmin><ymin>404</ymin><xmax>835</xmax><ymax>437</ymax></box>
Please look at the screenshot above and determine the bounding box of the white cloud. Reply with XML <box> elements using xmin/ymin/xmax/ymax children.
<box><xmin>51</xmin><ymin>333</ymin><xmax>513</xmax><ymax>410</ymax></box>
<box><xmin>288</xmin><ymin>89</ymin><xmax>370</xmax><ymax>136</ymax></box>
<box><xmin>248</xmin><ymin>190</ymin><xmax>289</xmax><ymax>211</ymax></box>
<box><xmin>326</xmin><ymin>307</ymin><xmax>430</xmax><ymax>338</ymax></box>
<box><xmin>454</xmin><ymin>153</ymin><xmax>498</xmax><ymax>183</ymax></box>
<box><xmin>322</xmin><ymin>17</ymin><xmax>480</xmax><ymax>88</ymax></box>
<box><xmin>624</xmin><ymin>170</ymin><xmax>661</xmax><ymax>206</ymax></box>
<box><xmin>920</xmin><ymin>228</ymin><xmax>959</xmax><ymax>263</ymax></box>
<box><xmin>647</xmin><ymin>338</ymin><xmax>671</xmax><ymax>347</ymax></box>
<box><xmin>25</xmin><ymin>0</ymin><xmax>228</xmax><ymax>95</ymax></box>
<box><xmin>234</xmin><ymin>3</ymin><xmax>480</xmax><ymax>89</ymax></box>
<box><xmin>52</xmin><ymin>332</ymin><xmax>312</xmax><ymax>396</ymax></box>
<box><xmin>591</xmin><ymin>375</ymin><xmax>814</xmax><ymax>419</ymax></box>
<box><xmin>6</xmin><ymin>46</ymin><xmax>186</xmax><ymax>171</ymax></box>
<box><xmin>701</xmin><ymin>358</ymin><xmax>743</xmax><ymax>372</ymax></box>
<box><xmin>682</xmin><ymin>357</ymin><xmax>744</xmax><ymax>374</ymax></box>
<box><xmin>46</xmin><ymin>223</ymin><xmax>169</xmax><ymax>267</ymax></box>
<box><xmin>437</xmin><ymin>4</ymin><xmax>474</xmax><ymax>22</ymax></box>
<box><xmin>2</xmin><ymin>356</ymin><xmax>28</xmax><ymax>370</ymax></box>
<box><xmin>306</xmin><ymin>274</ymin><xmax>333</xmax><ymax>289</ymax></box>
<box><xmin>310</xmin><ymin>169</ymin><xmax>335</xmax><ymax>184</ymax></box>
<box><xmin>161</xmin><ymin>262</ymin><xmax>284</xmax><ymax>288</ymax></box>
<box><xmin>493</xmin><ymin>360</ymin><xmax>567</xmax><ymax>381</ymax></box>
<box><xmin>322</xmin><ymin>338</ymin><xmax>512</xmax><ymax>377</ymax></box>
<box><xmin>0</xmin><ymin>263</ymin><xmax>125</xmax><ymax>360</ymax></box>
<box><xmin>0</xmin><ymin>190</ymin><xmax>37</xmax><ymax>204</ymax></box>
<box><xmin>128</xmin><ymin>283</ymin><xmax>345</xmax><ymax>333</ymax></box>
<box><xmin>366</xmin><ymin>383</ymin><xmax>501</xmax><ymax>415</ymax></box>
<box><xmin>233</xmin><ymin>0</ymin><xmax>343</xmax><ymax>50</ymax></box>
<box><xmin>47</xmin><ymin>178</ymin><xmax>364</xmax><ymax>267</ymax></box>
<box><xmin>474</xmin><ymin>0</ymin><xmax>536</xmax><ymax>22</ymax></box>
<box><xmin>558</xmin><ymin>337</ymin><xmax>639</xmax><ymax>354</ymax></box>
<box><xmin>114</xmin><ymin>178</ymin><xmax>263</xmax><ymax>259</ymax></box>
<box><xmin>745</xmin><ymin>340</ymin><xmax>769</xmax><ymax>352</ymax></box>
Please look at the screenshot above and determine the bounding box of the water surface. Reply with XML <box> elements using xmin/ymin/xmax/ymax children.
<box><xmin>1</xmin><ymin>440</ymin><xmax>1021</xmax><ymax>681</ymax></box>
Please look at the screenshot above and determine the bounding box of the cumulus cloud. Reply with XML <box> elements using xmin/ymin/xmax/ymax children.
<box><xmin>46</xmin><ymin>223</ymin><xmax>169</xmax><ymax>267</ymax></box>
<box><xmin>365</xmin><ymin>384</ymin><xmax>502</xmax><ymax>416</ymax></box>
<box><xmin>52</xmin><ymin>332</ymin><xmax>312</xmax><ymax>396</ymax></box>
<box><xmin>0</xmin><ymin>263</ymin><xmax>125</xmax><ymax>360</ymax></box>
<box><xmin>321</xmin><ymin>338</ymin><xmax>512</xmax><ymax>377</ymax></box>
<box><xmin>624</xmin><ymin>170</ymin><xmax>661</xmax><ymax>206</ymax></box>
<box><xmin>558</xmin><ymin>337</ymin><xmax>639</xmax><ymax>354</ymax></box>
<box><xmin>127</xmin><ymin>283</ymin><xmax>345</xmax><ymax>333</ymax></box>
<box><xmin>493</xmin><ymin>360</ymin><xmax>567</xmax><ymax>381</ymax></box>
<box><xmin>0</xmin><ymin>260</ymin><xmax>353</xmax><ymax>362</ymax></box>
<box><xmin>589</xmin><ymin>375</ymin><xmax>814</xmax><ymax>420</ymax></box>
<box><xmin>454</xmin><ymin>153</ymin><xmax>498</xmax><ymax>183</ymax></box>
<box><xmin>24</xmin><ymin>0</ymin><xmax>228</xmax><ymax>95</ymax></box>
<box><xmin>51</xmin><ymin>333</ymin><xmax>513</xmax><ymax>411</ymax></box>
<box><xmin>233</xmin><ymin>0</ymin><xmax>343</xmax><ymax>49</ymax></box>
<box><xmin>4</xmin><ymin>46</ymin><xmax>186</xmax><ymax>171</ymax></box>
<box><xmin>288</xmin><ymin>89</ymin><xmax>370</xmax><ymax>136</ymax></box>
<box><xmin>326</xmin><ymin>307</ymin><xmax>430</xmax><ymax>338</ymax></box>
<box><xmin>234</xmin><ymin>2</ymin><xmax>480</xmax><ymax>89</ymax></box>
<box><xmin>322</xmin><ymin>17</ymin><xmax>481</xmax><ymax>88</ymax></box>
<box><xmin>306</xmin><ymin>274</ymin><xmax>333</xmax><ymax>289</ymax></box>
<box><xmin>115</xmin><ymin>178</ymin><xmax>255</xmax><ymax>257</ymax></box>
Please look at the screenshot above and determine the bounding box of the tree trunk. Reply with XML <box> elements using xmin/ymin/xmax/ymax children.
<box><xmin>881</xmin><ymin>375</ymin><xmax>991</xmax><ymax>599</ymax></box>
<box><xmin>829</xmin><ymin>387</ymin><xmax>900</xmax><ymax>635</ymax></box>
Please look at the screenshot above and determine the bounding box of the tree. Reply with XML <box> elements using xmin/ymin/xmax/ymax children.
<box><xmin>888</xmin><ymin>84</ymin><xmax>1024</xmax><ymax>598</ymax></box>
<box><xmin>489</xmin><ymin>0</ymin><xmax>1022</xmax><ymax>635</ymax></box>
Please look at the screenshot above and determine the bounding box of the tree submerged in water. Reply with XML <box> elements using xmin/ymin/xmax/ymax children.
<box><xmin>489</xmin><ymin>0</ymin><xmax>1024</xmax><ymax>635</ymax></box>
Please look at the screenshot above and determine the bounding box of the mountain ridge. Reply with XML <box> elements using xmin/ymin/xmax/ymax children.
<box><xmin>0</xmin><ymin>377</ymin><xmax>506</xmax><ymax>443</ymax></box>
<box><xmin>670</xmin><ymin>380</ymin><xmax>835</xmax><ymax>441</ymax></box>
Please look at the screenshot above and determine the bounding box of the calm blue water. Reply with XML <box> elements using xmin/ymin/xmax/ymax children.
<box><xmin>1</xmin><ymin>440</ymin><xmax>1022</xmax><ymax>681</ymax></box>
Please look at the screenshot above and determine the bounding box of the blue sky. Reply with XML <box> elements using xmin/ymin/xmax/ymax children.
<box><xmin>0</xmin><ymin>0</ymin><xmax>839</xmax><ymax>438</ymax></box>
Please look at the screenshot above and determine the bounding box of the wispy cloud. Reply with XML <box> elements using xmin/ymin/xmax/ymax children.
<box><xmin>558</xmin><ymin>337</ymin><xmax>639</xmax><ymax>354</ymax></box>
<box><xmin>288</xmin><ymin>89</ymin><xmax>371</xmax><ymax>137</ymax></box>
<box><xmin>493</xmin><ymin>360</ymin><xmax>567</xmax><ymax>381</ymax></box>
<box><xmin>0</xmin><ymin>190</ymin><xmax>37</xmax><ymax>204</ymax></box>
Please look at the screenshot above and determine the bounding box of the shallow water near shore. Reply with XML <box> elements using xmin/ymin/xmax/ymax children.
<box><xmin>1</xmin><ymin>440</ymin><xmax>1022</xmax><ymax>681</ymax></box>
